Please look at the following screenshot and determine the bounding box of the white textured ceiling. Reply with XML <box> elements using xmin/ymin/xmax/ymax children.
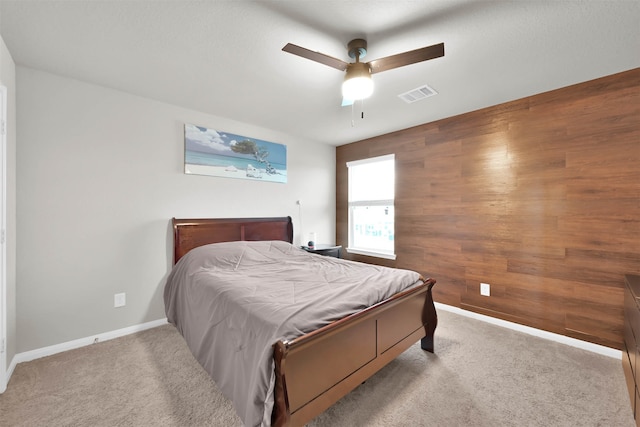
<box><xmin>1</xmin><ymin>0</ymin><xmax>639</xmax><ymax>146</ymax></box>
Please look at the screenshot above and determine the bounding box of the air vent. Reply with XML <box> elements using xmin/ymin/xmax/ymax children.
<box><xmin>398</xmin><ymin>85</ymin><xmax>438</xmax><ymax>104</ymax></box>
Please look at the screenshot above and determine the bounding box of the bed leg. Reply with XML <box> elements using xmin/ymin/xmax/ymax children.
<box><xmin>420</xmin><ymin>278</ymin><xmax>438</xmax><ymax>353</ymax></box>
<box><xmin>421</xmin><ymin>335</ymin><xmax>434</xmax><ymax>352</ymax></box>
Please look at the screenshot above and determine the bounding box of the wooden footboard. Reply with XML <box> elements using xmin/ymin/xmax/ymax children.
<box><xmin>272</xmin><ymin>277</ymin><xmax>437</xmax><ymax>426</ymax></box>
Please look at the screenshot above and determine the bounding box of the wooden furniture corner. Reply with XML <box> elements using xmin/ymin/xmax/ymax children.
<box><xmin>623</xmin><ymin>274</ymin><xmax>640</xmax><ymax>426</ymax></box>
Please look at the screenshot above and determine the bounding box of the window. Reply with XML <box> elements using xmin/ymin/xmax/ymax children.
<box><xmin>346</xmin><ymin>154</ymin><xmax>395</xmax><ymax>259</ymax></box>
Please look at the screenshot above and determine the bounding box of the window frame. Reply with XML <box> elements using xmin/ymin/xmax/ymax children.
<box><xmin>346</xmin><ymin>154</ymin><xmax>396</xmax><ymax>260</ymax></box>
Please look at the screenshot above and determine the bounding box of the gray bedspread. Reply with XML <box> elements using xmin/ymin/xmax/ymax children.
<box><xmin>164</xmin><ymin>240</ymin><xmax>422</xmax><ymax>427</ymax></box>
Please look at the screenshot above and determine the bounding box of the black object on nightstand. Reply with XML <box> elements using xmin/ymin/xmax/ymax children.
<box><xmin>302</xmin><ymin>244</ymin><xmax>342</xmax><ymax>258</ymax></box>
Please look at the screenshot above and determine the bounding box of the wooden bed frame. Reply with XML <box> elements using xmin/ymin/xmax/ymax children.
<box><xmin>172</xmin><ymin>216</ymin><xmax>437</xmax><ymax>427</ymax></box>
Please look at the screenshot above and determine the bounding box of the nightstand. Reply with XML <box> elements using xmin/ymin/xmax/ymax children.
<box><xmin>302</xmin><ymin>244</ymin><xmax>342</xmax><ymax>258</ymax></box>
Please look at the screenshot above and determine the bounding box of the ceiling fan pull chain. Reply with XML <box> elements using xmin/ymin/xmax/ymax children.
<box><xmin>351</xmin><ymin>102</ymin><xmax>355</xmax><ymax>127</ymax></box>
<box><xmin>350</xmin><ymin>99</ymin><xmax>366</xmax><ymax>126</ymax></box>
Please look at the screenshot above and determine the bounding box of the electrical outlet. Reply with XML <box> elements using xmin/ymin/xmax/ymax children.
<box><xmin>114</xmin><ymin>292</ymin><xmax>126</xmax><ymax>308</ymax></box>
<box><xmin>480</xmin><ymin>283</ymin><xmax>491</xmax><ymax>297</ymax></box>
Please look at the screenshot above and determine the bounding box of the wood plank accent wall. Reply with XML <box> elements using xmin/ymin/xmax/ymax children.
<box><xmin>336</xmin><ymin>68</ymin><xmax>640</xmax><ymax>350</ymax></box>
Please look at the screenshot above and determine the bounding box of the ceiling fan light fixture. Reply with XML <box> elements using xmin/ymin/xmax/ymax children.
<box><xmin>342</xmin><ymin>62</ymin><xmax>373</xmax><ymax>100</ymax></box>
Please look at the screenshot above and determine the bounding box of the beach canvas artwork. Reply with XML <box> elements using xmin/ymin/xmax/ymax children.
<box><xmin>184</xmin><ymin>123</ymin><xmax>287</xmax><ymax>183</ymax></box>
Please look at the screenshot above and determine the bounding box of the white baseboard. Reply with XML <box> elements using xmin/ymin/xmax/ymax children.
<box><xmin>4</xmin><ymin>318</ymin><xmax>168</xmax><ymax>392</ymax></box>
<box><xmin>435</xmin><ymin>302</ymin><xmax>622</xmax><ymax>359</ymax></box>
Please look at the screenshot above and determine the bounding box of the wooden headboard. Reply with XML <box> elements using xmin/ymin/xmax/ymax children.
<box><xmin>172</xmin><ymin>216</ymin><xmax>294</xmax><ymax>264</ymax></box>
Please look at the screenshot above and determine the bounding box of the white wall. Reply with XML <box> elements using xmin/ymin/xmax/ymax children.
<box><xmin>0</xmin><ymin>34</ymin><xmax>16</xmax><ymax>386</ymax></box>
<box><xmin>16</xmin><ymin>67</ymin><xmax>335</xmax><ymax>353</ymax></box>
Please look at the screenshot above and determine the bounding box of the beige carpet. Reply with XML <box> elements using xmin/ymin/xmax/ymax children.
<box><xmin>0</xmin><ymin>309</ymin><xmax>634</xmax><ymax>426</ymax></box>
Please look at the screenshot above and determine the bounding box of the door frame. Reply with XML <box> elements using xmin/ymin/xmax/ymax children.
<box><xmin>0</xmin><ymin>84</ymin><xmax>7</xmax><ymax>393</ymax></box>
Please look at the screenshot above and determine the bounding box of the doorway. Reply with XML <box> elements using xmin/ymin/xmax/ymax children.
<box><xmin>0</xmin><ymin>85</ymin><xmax>7</xmax><ymax>392</ymax></box>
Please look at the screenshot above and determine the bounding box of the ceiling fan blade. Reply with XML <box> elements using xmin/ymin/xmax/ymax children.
<box><xmin>368</xmin><ymin>42</ymin><xmax>444</xmax><ymax>74</ymax></box>
<box><xmin>282</xmin><ymin>43</ymin><xmax>349</xmax><ymax>71</ymax></box>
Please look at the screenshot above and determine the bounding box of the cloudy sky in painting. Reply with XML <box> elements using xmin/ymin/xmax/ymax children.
<box><xmin>184</xmin><ymin>123</ymin><xmax>286</xmax><ymax>164</ymax></box>
<box><xmin>184</xmin><ymin>124</ymin><xmax>233</xmax><ymax>153</ymax></box>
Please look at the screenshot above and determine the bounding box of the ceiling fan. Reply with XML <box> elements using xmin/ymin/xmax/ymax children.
<box><xmin>282</xmin><ymin>39</ymin><xmax>444</xmax><ymax>103</ymax></box>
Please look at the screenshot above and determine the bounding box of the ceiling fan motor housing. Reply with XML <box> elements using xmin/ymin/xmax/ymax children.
<box><xmin>347</xmin><ymin>39</ymin><xmax>367</xmax><ymax>60</ymax></box>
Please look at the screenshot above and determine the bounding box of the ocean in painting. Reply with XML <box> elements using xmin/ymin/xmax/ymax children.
<box><xmin>185</xmin><ymin>150</ymin><xmax>287</xmax><ymax>183</ymax></box>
